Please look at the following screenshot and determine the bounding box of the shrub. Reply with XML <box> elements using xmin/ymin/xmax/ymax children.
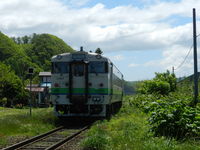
<box><xmin>148</xmin><ymin>100</ymin><xmax>200</xmax><ymax>139</ymax></box>
<box><xmin>0</xmin><ymin>98</ymin><xmax>7</xmax><ymax>106</ymax></box>
<box><xmin>139</xmin><ymin>80</ymin><xmax>170</xmax><ymax>95</ymax></box>
<box><xmin>138</xmin><ymin>70</ymin><xmax>176</xmax><ymax>95</ymax></box>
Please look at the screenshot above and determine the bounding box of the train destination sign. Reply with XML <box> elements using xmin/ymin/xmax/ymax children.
<box><xmin>72</xmin><ymin>54</ymin><xmax>86</xmax><ymax>60</ymax></box>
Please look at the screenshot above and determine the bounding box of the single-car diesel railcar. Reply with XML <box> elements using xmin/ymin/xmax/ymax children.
<box><xmin>51</xmin><ymin>49</ymin><xmax>123</xmax><ymax>118</ymax></box>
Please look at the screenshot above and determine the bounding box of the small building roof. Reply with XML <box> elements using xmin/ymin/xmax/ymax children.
<box><xmin>39</xmin><ymin>72</ymin><xmax>51</xmax><ymax>77</ymax></box>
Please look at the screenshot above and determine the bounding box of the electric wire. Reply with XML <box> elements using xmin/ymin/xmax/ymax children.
<box><xmin>174</xmin><ymin>44</ymin><xmax>193</xmax><ymax>70</ymax></box>
<box><xmin>174</xmin><ymin>34</ymin><xmax>200</xmax><ymax>70</ymax></box>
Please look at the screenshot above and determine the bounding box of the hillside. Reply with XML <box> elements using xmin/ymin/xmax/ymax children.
<box><xmin>0</xmin><ymin>32</ymin><xmax>24</xmax><ymax>61</ymax></box>
<box><xmin>21</xmin><ymin>33</ymin><xmax>74</xmax><ymax>71</ymax></box>
<box><xmin>124</xmin><ymin>81</ymin><xmax>141</xmax><ymax>95</ymax></box>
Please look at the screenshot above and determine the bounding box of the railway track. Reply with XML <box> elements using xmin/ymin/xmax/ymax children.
<box><xmin>3</xmin><ymin>125</ymin><xmax>89</xmax><ymax>150</ymax></box>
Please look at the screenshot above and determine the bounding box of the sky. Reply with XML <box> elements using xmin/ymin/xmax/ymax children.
<box><xmin>0</xmin><ymin>0</ymin><xmax>200</xmax><ymax>81</ymax></box>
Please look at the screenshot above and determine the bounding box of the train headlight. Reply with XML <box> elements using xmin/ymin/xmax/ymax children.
<box><xmin>92</xmin><ymin>96</ymin><xmax>101</xmax><ymax>102</ymax></box>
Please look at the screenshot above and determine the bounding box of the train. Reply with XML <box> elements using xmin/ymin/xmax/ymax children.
<box><xmin>51</xmin><ymin>47</ymin><xmax>123</xmax><ymax>118</ymax></box>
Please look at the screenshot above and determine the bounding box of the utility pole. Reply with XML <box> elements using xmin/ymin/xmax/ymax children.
<box><xmin>172</xmin><ymin>66</ymin><xmax>174</xmax><ymax>74</ymax></box>
<box><xmin>28</xmin><ymin>67</ymin><xmax>34</xmax><ymax>116</ymax></box>
<box><xmin>193</xmin><ymin>8</ymin><xmax>198</xmax><ymax>105</ymax></box>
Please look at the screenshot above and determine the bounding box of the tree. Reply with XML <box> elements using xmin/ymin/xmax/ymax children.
<box><xmin>28</xmin><ymin>33</ymin><xmax>74</xmax><ymax>70</ymax></box>
<box><xmin>154</xmin><ymin>70</ymin><xmax>177</xmax><ymax>92</ymax></box>
<box><xmin>138</xmin><ymin>70</ymin><xmax>177</xmax><ymax>95</ymax></box>
<box><xmin>0</xmin><ymin>63</ymin><xmax>28</xmax><ymax>106</ymax></box>
<box><xmin>17</xmin><ymin>37</ymin><xmax>21</xmax><ymax>44</ymax></box>
<box><xmin>22</xmin><ymin>35</ymin><xmax>30</xmax><ymax>44</ymax></box>
<box><xmin>95</xmin><ymin>48</ymin><xmax>103</xmax><ymax>55</ymax></box>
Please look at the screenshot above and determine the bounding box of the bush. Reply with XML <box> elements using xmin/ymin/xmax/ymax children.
<box><xmin>0</xmin><ymin>63</ymin><xmax>28</xmax><ymax>106</ymax></box>
<box><xmin>0</xmin><ymin>98</ymin><xmax>7</xmax><ymax>107</ymax></box>
<box><xmin>138</xmin><ymin>70</ymin><xmax>176</xmax><ymax>95</ymax></box>
<box><xmin>148</xmin><ymin>100</ymin><xmax>200</xmax><ymax>139</ymax></box>
<box><xmin>139</xmin><ymin>80</ymin><xmax>170</xmax><ymax>95</ymax></box>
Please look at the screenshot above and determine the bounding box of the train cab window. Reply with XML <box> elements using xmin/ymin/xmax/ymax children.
<box><xmin>73</xmin><ymin>64</ymin><xmax>84</xmax><ymax>76</ymax></box>
<box><xmin>52</xmin><ymin>62</ymin><xmax>69</xmax><ymax>73</ymax></box>
<box><xmin>89</xmin><ymin>61</ymin><xmax>108</xmax><ymax>73</ymax></box>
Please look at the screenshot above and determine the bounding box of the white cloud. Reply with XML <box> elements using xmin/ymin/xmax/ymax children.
<box><xmin>0</xmin><ymin>0</ymin><xmax>200</xmax><ymax>79</ymax></box>
<box><xmin>160</xmin><ymin>44</ymin><xmax>195</xmax><ymax>77</ymax></box>
<box><xmin>0</xmin><ymin>0</ymin><xmax>199</xmax><ymax>51</ymax></box>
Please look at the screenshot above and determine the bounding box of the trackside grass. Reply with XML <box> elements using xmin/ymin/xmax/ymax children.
<box><xmin>0</xmin><ymin>107</ymin><xmax>59</xmax><ymax>148</ymax></box>
<box><xmin>81</xmin><ymin>98</ymin><xmax>200</xmax><ymax>150</ymax></box>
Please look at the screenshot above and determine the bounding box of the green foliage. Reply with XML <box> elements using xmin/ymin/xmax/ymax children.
<box><xmin>139</xmin><ymin>70</ymin><xmax>176</xmax><ymax>95</ymax></box>
<box><xmin>25</xmin><ymin>33</ymin><xmax>74</xmax><ymax>70</ymax></box>
<box><xmin>82</xmin><ymin>122</ymin><xmax>109</xmax><ymax>150</ymax></box>
<box><xmin>82</xmin><ymin>98</ymin><xmax>200</xmax><ymax>150</ymax></box>
<box><xmin>0</xmin><ymin>98</ymin><xmax>7</xmax><ymax>106</ymax></box>
<box><xmin>4</xmin><ymin>55</ymin><xmax>42</xmax><ymax>82</ymax></box>
<box><xmin>0</xmin><ymin>32</ymin><xmax>42</xmax><ymax>82</ymax></box>
<box><xmin>148</xmin><ymin>100</ymin><xmax>200</xmax><ymax>139</ymax></box>
<box><xmin>95</xmin><ymin>48</ymin><xmax>103</xmax><ymax>55</ymax></box>
<box><xmin>0</xmin><ymin>32</ymin><xmax>24</xmax><ymax>61</ymax></box>
<box><xmin>128</xmin><ymin>92</ymin><xmax>200</xmax><ymax>139</ymax></box>
<box><xmin>0</xmin><ymin>63</ymin><xmax>28</xmax><ymax>106</ymax></box>
<box><xmin>154</xmin><ymin>70</ymin><xmax>176</xmax><ymax>92</ymax></box>
<box><xmin>139</xmin><ymin>80</ymin><xmax>170</xmax><ymax>95</ymax></box>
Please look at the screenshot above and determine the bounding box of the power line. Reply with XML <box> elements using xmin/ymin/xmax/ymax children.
<box><xmin>174</xmin><ymin>44</ymin><xmax>193</xmax><ymax>70</ymax></box>
<box><xmin>174</xmin><ymin>34</ymin><xmax>200</xmax><ymax>70</ymax></box>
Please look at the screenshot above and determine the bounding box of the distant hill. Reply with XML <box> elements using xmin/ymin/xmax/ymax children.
<box><xmin>0</xmin><ymin>32</ymin><xmax>75</xmax><ymax>81</ymax></box>
<box><xmin>176</xmin><ymin>73</ymin><xmax>200</xmax><ymax>96</ymax></box>
<box><xmin>23</xmin><ymin>33</ymin><xmax>74</xmax><ymax>71</ymax></box>
<box><xmin>124</xmin><ymin>81</ymin><xmax>141</xmax><ymax>95</ymax></box>
<box><xmin>0</xmin><ymin>32</ymin><xmax>24</xmax><ymax>61</ymax></box>
<box><xmin>177</xmin><ymin>73</ymin><xmax>200</xmax><ymax>83</ymax></box>
<box><xmin>0</xmin><ymin>32</ymin><xmax>39</xmax><ymax>79</ymax></box>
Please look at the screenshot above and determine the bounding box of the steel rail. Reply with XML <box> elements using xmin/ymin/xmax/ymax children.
<box><xmin>3</xmin><ymin>126</ymin><xmax>64</xmax><ymax>150</ymax></box>
<box><xmin>46</xmin><ymin>125</ymin><xmax>89</xmax><ymax>150</ymax></box>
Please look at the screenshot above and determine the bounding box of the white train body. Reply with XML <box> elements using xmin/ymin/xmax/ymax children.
<box><xmin>51</xmin><ymin>50</ymin><xmax>123</xmax><ymax>117</ymax></box>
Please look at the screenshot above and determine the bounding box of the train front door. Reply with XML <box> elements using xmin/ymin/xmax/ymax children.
<box><xmin>69</xmin><ymin>62</ymin><xmax>88</xmax><ymax>106</ymax></box>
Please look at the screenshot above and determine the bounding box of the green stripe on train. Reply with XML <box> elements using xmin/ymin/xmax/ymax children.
<box><xmin>51</xmin><ymin>88</ymin><xmax>112</xmax><ymax>94</ymax></box>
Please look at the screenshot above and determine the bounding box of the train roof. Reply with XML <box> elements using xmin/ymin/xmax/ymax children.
<box><xmin>51</xmin><ymin>51</ymin><xmax>111</xmax><ymax>62</ymax></box>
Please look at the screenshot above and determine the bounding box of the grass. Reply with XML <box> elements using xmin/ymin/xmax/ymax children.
<box><xmin>81</xmin><ymin>99</ymin><xmax>200</xmax><ymax>150</ymax></box>
<box><xmin>0</xmin><ymin>107</ymin><xmax>59</xmax><ymax>148</ymax></box>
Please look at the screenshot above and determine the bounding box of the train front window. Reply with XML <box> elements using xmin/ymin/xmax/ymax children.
<box><xmin>89</xmin><ymin>62</ymin><xmax>108</xmax><ymax>73</ymax></box>
<box><xmin>73</xmin><ymin>64</ymin><xmax>84</xmax><ymax>76</ymax></box>
<box><xmin>52</xmin><ymin>62</ymin><xmax>69</xmax><ymax>73</ymax></box>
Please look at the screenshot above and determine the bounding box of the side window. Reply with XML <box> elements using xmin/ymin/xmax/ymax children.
<box><xmin>52</xmin><ymin>62</ymin><xmax>69</xmax><ymax>73</ymax></box>
<box><xmin>89</xmin><ymin>62</ymin><xmax>108</xmax><ymax>73</ymax></box>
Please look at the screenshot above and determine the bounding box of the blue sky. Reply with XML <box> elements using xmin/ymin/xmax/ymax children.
<box><xmin>105</xmin><ymin>50</ymin><xmax>164</xmax><ymax>80</ymax></box>
<box><xmin>0</xmin><ymin>0</ymin><xmax>200</xmax><ymax>81</ymax></box>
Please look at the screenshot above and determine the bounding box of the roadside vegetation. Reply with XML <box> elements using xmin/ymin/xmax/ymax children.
<box><xmin>82</xmin><ymin>71</ymin><xmax>200</xmax><ymax>150</ymax></box>
<box><xmin>0</xmin><ymin>107</ymin><xmax>58</xmax><ymax>148</ymax></box>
